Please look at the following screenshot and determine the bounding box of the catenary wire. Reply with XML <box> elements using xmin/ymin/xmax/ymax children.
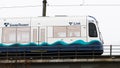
<box><xmin>0</xmin><ymin>4</ymin><xmax>120</xmax><ymax>9</ymax></box>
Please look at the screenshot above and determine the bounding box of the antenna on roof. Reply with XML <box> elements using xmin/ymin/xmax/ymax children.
<box><xmin>42</xmin><ymin>0</ymin><xmax>47</xmax><ymax>17</ymax></box>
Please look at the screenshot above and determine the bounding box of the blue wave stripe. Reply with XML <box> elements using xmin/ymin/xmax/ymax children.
<box><xmin>0</xmin><ymin>40</ymin><xmax>102</xmax><ymax>47</ymax></box>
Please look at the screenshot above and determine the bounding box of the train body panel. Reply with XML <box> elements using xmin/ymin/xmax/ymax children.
<box><xmin>0</xmin><ymin>16</ymin><xmax>103</xmax><ymax>55</ymax></box>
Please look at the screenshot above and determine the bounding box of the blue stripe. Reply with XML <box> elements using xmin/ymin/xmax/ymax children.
<box><xmin>0</xmin><ymin>40</ymin><xmax>102</xmax><ymax>47</ymax></box>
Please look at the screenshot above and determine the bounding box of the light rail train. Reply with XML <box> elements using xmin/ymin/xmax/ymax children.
<box><xmin>0</xmin><ymin>15</ymin><xmax>103</xmax><ymax>56</ymax></box>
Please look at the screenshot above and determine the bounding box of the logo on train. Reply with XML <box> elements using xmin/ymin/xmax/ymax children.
<box><xmin>69</xmin><ymin>22</ymin><xmax>80</xmax><ymax>25</ymax></box>
<box><xmin>4</xmin><ymin>23</ymin><xmax>9</xmax><ymax>27</ymax></box>
<box><xmin>4</xmin><ymin>22</ymin><xmax>29</xmax><ymax>27</ymax></box>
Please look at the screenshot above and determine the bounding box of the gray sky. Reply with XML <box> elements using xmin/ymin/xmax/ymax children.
<box><xmin>0</xmin><ymin>0</ymin><xmax>120</xmax><ymax>45</ymax></box>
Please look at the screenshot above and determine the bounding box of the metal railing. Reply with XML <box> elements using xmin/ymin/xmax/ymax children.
<box><xmin>103</xmin><ymin>45</ymin><xmax>120</xmax><ymax>56</ymax></box>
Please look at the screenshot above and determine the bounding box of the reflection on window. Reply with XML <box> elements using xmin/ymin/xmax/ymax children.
<box><xmin>67</xmin><ymin>26</ymin><xmax>80</xmax><ymax>37</ymax></box>
<box><xmin>53</xmin><ymin>26</ymin><xmax>66</xmax><ymax>38</ymax></box>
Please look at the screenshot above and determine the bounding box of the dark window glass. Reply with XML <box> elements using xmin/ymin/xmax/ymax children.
<box><xmin>89</xmin><ymin>23</ymin><xmax>98</xmax><ymax>37</ymax></box>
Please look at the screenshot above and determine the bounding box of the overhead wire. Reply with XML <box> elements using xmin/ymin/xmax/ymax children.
<box><xmin>83</xmin><ymin>4</ymin><xmax>120</xmax><ymax>6</ymax></box>
<box><xmin>0</xmin><ymin>5</ymin><xmax>42</xmax><ymax>9</ymax></box>
<box><xmin>0</xmin><ymin>4</ymin><xmax>120</xmax><ymax>9</ymax></box>
<box><xmin>0</xmin><ymin>0</ymin><xmax>120</xmax><ymax>9</ymax></box>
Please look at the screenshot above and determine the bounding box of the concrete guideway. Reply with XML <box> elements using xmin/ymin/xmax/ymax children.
<box><xmin>0</xmin><ymin>56</ymin><xmax>120</xmax><ymax>63</ymax></box>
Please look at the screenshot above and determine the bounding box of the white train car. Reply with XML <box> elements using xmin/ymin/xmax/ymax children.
<box><xmin>0</xmin><ymin>16</ymin><xmax>103</xmax><ymax>55</ymax></box>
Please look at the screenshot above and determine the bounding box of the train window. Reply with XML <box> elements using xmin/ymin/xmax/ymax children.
<box><xmin>17</xmin><ymin>27</ymin><xmax>30</xmax><ymax>43</ymax></box>
<box><xmin>2</xmin><ymin>27</ymin><xmax>16</xmax><ymax>43</ymax></box>
<box><xmin>9</xmin><ymin>31</ymin><xmax>16</xmax><ymax>42</ymax></box>
<box><xmin>2</xmin><ymin>27</ymin><xmax>30</xmax><ymax>43</ymax></box>
<box><xmin>89</xmin><ymin>23</ymin><xmax>98</xmax><ymax>37</ymax></box>
<box><xmin>40</xmin><ymin>29</ymin><xmax>45</xmax><ymax>42</ymax></box>
<box><xmin>67</xmin><ymin>26</ymin><xmax>81</xmax><ymax>37</ymax></box>
<box><xmin>53</xmin><ymin>26</ymin><xmax>66</xmax><ymax>38</ymax></box>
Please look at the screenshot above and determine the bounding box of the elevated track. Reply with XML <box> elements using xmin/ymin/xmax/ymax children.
<box><xmin>0</xmin><ymin>45</ymin><xmax>120</xmax><ymax>68</ymax></box>
<box><xmin>0</xmin><ymin>45</ymin><xmax>120</xmax><ymax>63</ymax></box>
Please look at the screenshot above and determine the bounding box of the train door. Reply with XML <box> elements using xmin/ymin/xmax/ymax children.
<box><xmin>38</xmin><ymin>27</ymin><xmax>46</xmax><ymax>43</ymax></box>
<box><xmin>33</xmin><ymin>27</ymin><xmax>46</xmax><ymax>44</ymax></box>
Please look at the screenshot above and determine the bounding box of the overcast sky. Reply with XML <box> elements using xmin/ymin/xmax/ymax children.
<box><xmin>0</xmin><ymin>0</ymin><xmax>120</xmax><ymax>45</ymax></box>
